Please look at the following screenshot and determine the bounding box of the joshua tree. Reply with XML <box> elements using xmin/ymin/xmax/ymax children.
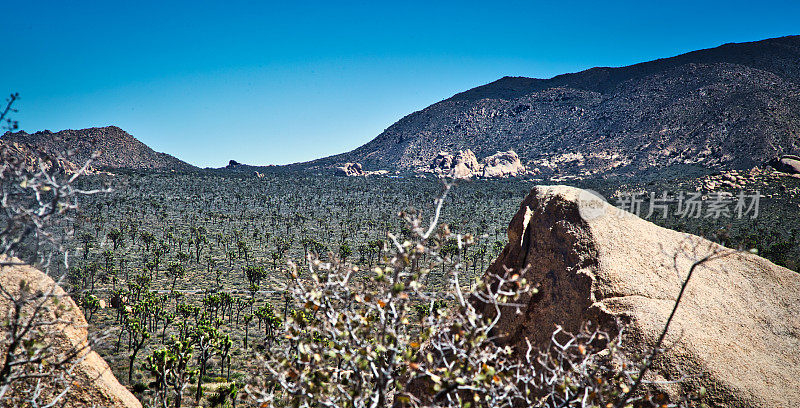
<box><xmin>254</xmin><ymin>303</ymin><xmax>281</xmax><ymax>348</ymax></box>
<box><xmin>191</xmin><ymin>226</ymin><xmax>207</xmax><ymax>263</ymax></box>
<box><xmin>236</xmin><ymin>240</ymin><xmax>249</xmax><ymax>263</ymax></box>
<box><xmin>338</xmin><ymin>241</ymin><xmax>352</xmax><ymax>262</ymax></box>
<box><xmin>107</xmin><ymin>227</ymin><xmax>124</xmax><ymax>251</ymax></box>
<box><xmin>81</xmin><ymin>293</ymin><xmax>101</xmax><ymax>322</ymax></box>
<box><xmin>141</xmin><ymin>231</ymin><xmax>156</xmax><ymax>252</ymax></box>
<box><xmin>124</xmin><ymin>314</ymin><xmax>150</xmax><ymax>385</ymax></box>
<box><xmin>144</xmin><ymin>338</ymin><xmax>196</xmax><ymax>408</ymax></box>
<box><xmin>243</xmin><ymin>313</ymin><xmax>254</xmax><ymax>349</ymax></box>
<box><xmin>79</xmin><ymin>233</ymin><xmax>95</xmax><ymax>260</ymax></box>
<box><xmin>244</xmin><ymin>265</ymin><xmax>266</xmax><ymax>287</ymax></box>
<box><xmin>167</xmin><ymin>262</ymin><xmax>186</xmax><ymax>293</ymax></box>
<box><xmin>191</xmin><ymin>323</ymin><xmax>225</xmax><ymax>404</ymax></box>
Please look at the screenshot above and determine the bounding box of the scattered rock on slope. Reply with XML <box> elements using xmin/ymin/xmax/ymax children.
<box><xmin>475</xmin><ymin>185</ymin><xmax>800</xmax><ymax>407</ymax></box>
<box><xmin>481</xmin><ymin>150</ymin><xmax>526</xmax><ymax>178</ymax></box>
<box><xmin>0</xmin><ymin>140</ymin><xmax>83</xmax><ymax>174</ymax></box>
<box><xmin>0</xmin><ymin>257</ymin><xmax>141</xmax><ymax>408</ymax></box>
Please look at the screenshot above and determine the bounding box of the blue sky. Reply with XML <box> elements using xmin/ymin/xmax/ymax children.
<box><xmin>4</xmin><ymin>0</ymin><xmax>799</xmax><ymax>167</ymax></box>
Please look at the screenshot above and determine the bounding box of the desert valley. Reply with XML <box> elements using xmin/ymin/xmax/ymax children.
<box><xmin>2</xmin><ymin>29</ymin><xmax>800</xmax><ymax>408</ymax></box>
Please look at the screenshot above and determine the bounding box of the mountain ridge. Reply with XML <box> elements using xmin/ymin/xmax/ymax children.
<box><xmin>290</xmin><ymin>35</ymin><xmax>800</xmax><ymax>177</ymax></box>
<box><xmin>450</xmin><ymin>35</ymin><xmax>800</xmax><ymax>100</ymax></box>
<box><xmin>1</xmin><ymin>126</ymin><xmax>195</xmax><ymax>171</ymax></box>
<box><xmin>7</xmin><ymin>36</ymin><xmax>800</xmax><ymax>177</ymax></box>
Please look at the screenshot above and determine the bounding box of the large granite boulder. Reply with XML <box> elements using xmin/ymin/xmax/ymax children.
<box><xmin>767</xmin><ymin>155</ymin><xmax>800</xmax><ymax>174</ymax></box>
<box><xmin>481</xmin><ymin>150</ymin><xmax>525</xmax><ymax>178</ymax></box>
<box><xmin>0</xmin><ymin>257</ymin><xmax>141</xmax><ymax>408</ymax></box>
<box><xmin>475</xmin><ymin>186</ymin><xmax>800</xmax><ymax>407</ymax></box>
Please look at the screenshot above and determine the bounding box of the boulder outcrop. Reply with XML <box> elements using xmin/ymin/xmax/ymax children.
<box><xmin>429</xmin><ymin>149</ymin><xmax>481</xmax><ymax>179</ymax></box>
<box><xmin>1</xmin><ymin>140</ymin><xmax>83</xmax><ymax>174</ymax></box>
<box><xmin>481</xmin><ymin>150</ymin><xmax>526</xmax><ymax>178</ymax></box>
<box><xmin>475</xmin><ymin>186</ymin><xmax>800</xmax><ymax>407</ymax></box>
<box><xmin>0</xmin><ymin>257</ymin><xmax>141</xmax><ymax>408</ymax></box>
<box><xmin>768</xmin><ymin>155</ymin><xmax>800</xmax><ymax>174</ymax></box>
<box><xmin>427</xmin><ymin>149</ymin><xmax>526</xmax><ymax>179</ymax></box>
<box><xmin>334</xmin><ymin>162</ymin><xmax>366</xmax><ymax>177</ymax></box>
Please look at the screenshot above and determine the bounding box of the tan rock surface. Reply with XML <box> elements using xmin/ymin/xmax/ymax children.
<box><xmin>475</xmin><ymin>185</ymin><xmax>800</xmax><ymax>407</ymax></box>
<box><xmin>0</xmin><ymin>257</ymin><xmax>141</xmax><ymax>408</ymax></box>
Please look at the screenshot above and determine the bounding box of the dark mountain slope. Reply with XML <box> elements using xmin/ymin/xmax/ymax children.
<box><xmin>452</xmin><ymin>35</ymin><xmax>800</xmax><ymax>100</ymax></box>
<box><xmin>1</xmin><ymin>126</ymin><xmax>195</xmax><ymax>171</ymax></box>
<box><xmin>296</xmin><ymin>36</ymin><xmax>800</xmax><ymax>177</ymax></box>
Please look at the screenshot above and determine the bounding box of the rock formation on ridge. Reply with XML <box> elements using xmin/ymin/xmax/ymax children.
<box><xmin>335</xmin><ymin>162</ymin><xmax>366</xmax><ymax>177</ymax></box>
<box><xmin>427</xmin><ymin>149</ymin><xmax>481</xmax><ymax>179</ymax></box>
<box><xmin>425</xmin><ymin>149</ymin><xmax>526</xmax><ymax>179</ymax></box>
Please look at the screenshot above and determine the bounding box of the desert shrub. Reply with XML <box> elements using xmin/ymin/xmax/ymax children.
<box><xmin>243</xmin><ymin>186</ymin><xmax>692</xmax><ymax>407</ymax></box>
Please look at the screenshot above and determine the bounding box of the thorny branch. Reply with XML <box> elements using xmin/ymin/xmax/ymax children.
<box><xmin>245</xmin><ymin>182</ymin><xmax>705</xmax><ymax>407</ymax></box>
<box><xmin>0</xmin><ymin>94</ymin><xmax>110</xmax><ymax>406</ymax></box>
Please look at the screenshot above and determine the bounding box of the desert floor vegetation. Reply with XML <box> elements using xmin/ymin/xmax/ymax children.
<box><xmin>4</xmin><ymin>152</ymin><xmax>799</xmax><ymax>406</ymax></box>
<box><xmin>50</xmin><ymin>167</ymin><xmax>796</xmax><ymax>404</ymax></box>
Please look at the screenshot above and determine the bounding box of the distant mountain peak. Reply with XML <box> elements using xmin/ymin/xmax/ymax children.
<box><xmin>1</xmin><ymin>126</ymin><xmax>195</xmax><ymax>171</ymax></box>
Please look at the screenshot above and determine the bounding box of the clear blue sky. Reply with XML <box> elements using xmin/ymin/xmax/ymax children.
<box><xmin>4</xmin><ymin>0</ymin><xmax>799</xmax><ymax>167</ymax></box>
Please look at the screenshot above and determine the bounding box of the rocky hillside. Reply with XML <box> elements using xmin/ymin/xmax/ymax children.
<box><xmin>298</xmin><ymin>36</ymin><xmax>800</xmax><ymax>177</ymax></box>
<box><xmin>1</xmin><ymin>126</ymin><xmax>195</xmax><ymax>171</ymax></box>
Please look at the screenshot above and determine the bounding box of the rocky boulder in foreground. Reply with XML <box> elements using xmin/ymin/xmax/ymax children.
<box><xmin>476</xmin><ymin>186</ymin><xmax>800</xmax><ymax>407</ymax></box>
<box><xmin>0</xmin><ymin>257</ymin><xmax>141</xmax><ymax>408</ymax></box>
